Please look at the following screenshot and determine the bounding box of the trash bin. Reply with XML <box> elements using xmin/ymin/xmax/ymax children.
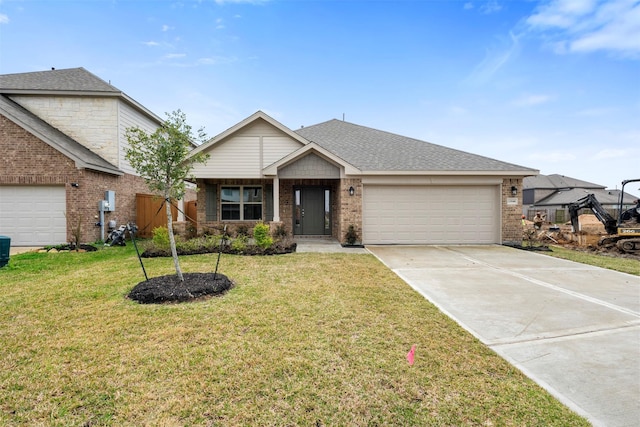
<box><xmin>0</xmin><ymin>236</ymin><xmax>10</xmax><ymax>268</ymax></box>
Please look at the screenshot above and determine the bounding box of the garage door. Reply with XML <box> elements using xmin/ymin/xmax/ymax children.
<box><xmin>0</xmin><ymin>186</ymin><xmax>66</xmax><ymax>246</ymax></box>
<box><xmin>363</xmin><ymin>185</ymin><xmax>500</xmax><ymax>244</ymax></box>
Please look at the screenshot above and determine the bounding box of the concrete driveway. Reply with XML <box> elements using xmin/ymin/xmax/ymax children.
<box><xmin>368</xmin><ymin>245</ymin><xmax>640</xmax><ymax>427</ymax></box>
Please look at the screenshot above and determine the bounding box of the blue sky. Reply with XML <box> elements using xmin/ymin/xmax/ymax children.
<box><xmin>1</xmin><ymin>0</ymin><xmax>639</xmax><ymax>191</ymax></box>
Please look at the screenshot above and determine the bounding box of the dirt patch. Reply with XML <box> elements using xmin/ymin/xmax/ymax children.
<box><xmin>128</xmin><ymin>272</ymin><xmax>233</xmax><ymax>304</ymax></box>
<box><xmin>523</xmin><ymin>214</ymin><xmax>640</xmax><ymax>261</ymax></box>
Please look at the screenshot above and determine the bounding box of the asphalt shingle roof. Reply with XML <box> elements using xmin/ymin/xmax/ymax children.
<box><xmin>0</xmin><ymin>67</ymin><xmax>121</xmax><ymax>94</ymax></box>
<box><xmin>534</xmin><ymin>188</ymin><xmax>638</xmax><ymax>206</ymax></box>
<box><xmin>524</xmin><ymin>174</ymin><xmax>604</xmax><ymax>190</ymax></box>
<box><xmin>295</xmin><ymin>119</ymin><xmax>535</xmax><ymax>172</ymax></box>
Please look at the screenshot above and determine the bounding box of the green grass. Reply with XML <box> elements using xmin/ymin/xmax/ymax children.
<box><xmin>545</xmin><ymin>245</ymin><xmax>640</xmax><ymax>276</ymax></box>
<box><xmin>0</xmin><ymin>247</ymin><xmax>589</xmax><ymax>426</ymax></box>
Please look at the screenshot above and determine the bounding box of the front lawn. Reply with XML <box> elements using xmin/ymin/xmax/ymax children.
<box><xmin>545</xmin><ymin>245</ymin><xmax>640</xmax><ymax>276</ymax></box>
<box><xmin>0</xmin><ymin>247</ymin><xmax>588</xmax><ymax>426</ymax></box>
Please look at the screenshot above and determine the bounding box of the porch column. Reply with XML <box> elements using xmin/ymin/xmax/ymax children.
<box><xmin>272</xmin><ymin>177</ymin><xmax>280</xmax><ymax>222</ymax></box>
<box><xmin>177</xmin><ymin>199</ymin><xmax>185</xmax><ymax>221</ymax></box>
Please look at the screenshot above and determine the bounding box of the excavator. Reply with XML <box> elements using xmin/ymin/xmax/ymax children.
<box><xmin>569</xmin><ymin>179</ymin><xmax>640</xmax><ymax>254</ymax></box>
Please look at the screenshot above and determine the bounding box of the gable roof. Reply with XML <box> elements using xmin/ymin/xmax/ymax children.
<box><xmin>188</xmin><ymin>110</ymin><xmax>309</xmax><ymax>158</ymax></box>
<box><xmin>263</xmin><ymin>142</ymin><xmax>361</xmax><ymax>176</ymax></box>
<box><xmin>295</xmin><ymin>119</ymin><xmax>537</xmax><ymax>174</ymax></box>
<box><xmin>524</xmin><ymin>174</ymin><xmax>604</xmax><ymax>190</ymax></box>
<box><xmin>0</xmin><ymin>67</ymin><xmax>163</xmax><ymax>124</ymax></box>
<box><xmin>0</xmin><ymin>94</ymin><xmax>122</xmax><ymax>175</ymax></box>
<box><xmin>533</xmin><ymin>187</ymin><xmax>638</xmax><ymax>207</ymax></box>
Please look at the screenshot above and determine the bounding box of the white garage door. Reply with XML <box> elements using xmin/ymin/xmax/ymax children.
<box><xmin>0</xmin><ymin>186</ymin><xmax>67</xmax><ymax>246</ymax></box>
<box><xmin>363</xmin><ymin>185</ymin><xmax>500</xmax><ymax>244</ymax></box>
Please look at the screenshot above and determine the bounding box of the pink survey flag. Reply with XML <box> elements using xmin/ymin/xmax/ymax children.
<box><xmin>406</xmin><ymin>345</ymin><xmax>416</xmax><ymax>366</ymax></box>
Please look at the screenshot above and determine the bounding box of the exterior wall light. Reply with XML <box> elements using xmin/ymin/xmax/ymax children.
<box><xmin>71</xmin><ymin>183</ymin><xmax>79</xmax><ymax>188</ymax></box>
<box><xmin>511</xmin><ymin>186</ymin><xmax>518</xmax><ymax>196</ymax></box>
<box><xmin>348</xmin><ymin>186</ymin><xmax>355</xmax><ymax>196</ymax></box>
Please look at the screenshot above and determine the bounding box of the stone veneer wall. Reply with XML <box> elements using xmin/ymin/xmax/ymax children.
<box><xmin>11</xmin><ymin>96</ymin><xmax>120</xmax><ymax>166</ymax></box>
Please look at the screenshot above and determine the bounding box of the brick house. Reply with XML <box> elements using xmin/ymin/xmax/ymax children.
<box><xmin>0</xmin><ymin>67</ymin><xmax>186</xmax><ymax>246</ymax></box>
<box><xmin>190</xmin><ymin>111</ymin><xmax>538</xmax><ymax>245</ymax></box>
<box><xmin>523</xmin><ymin>174</ymin><xmax>639</xmax><ymax>223</ymax></box>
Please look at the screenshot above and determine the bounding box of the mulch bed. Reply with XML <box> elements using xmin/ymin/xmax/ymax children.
<box><xmin>141</xmin><ymin>242</ymin><xmax>297</xmax><ymax>258</ymax></box>
<box><xmin>46</xmin><ymin>244</ymin><xmax>98</xmax><ymax>252</ymax></box>
<box><xmin>128</xmin><ymin>272</ymin><xmax>233</xmax><ymax>304</ymax></box>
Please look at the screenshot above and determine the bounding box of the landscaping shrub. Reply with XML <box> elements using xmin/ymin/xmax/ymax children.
<box><xmin>231</xmin><ymin>234</ymin><xmax>248</xmax><ymax>252</ymax></box>
<box><xmin>344</xmin><ymin>224</ymin><xmax>359</xmax><ymax>245</ymax></box>
<box><xmin>152</xmin><ymin>226</ymin><xmax>170</xmax><ymax>249</ymax></box>
<box><xmin>235</xmin><ymin>224</ymin><xmax>250</xmax><ymax>237</ymax></box>
<box><xmin>254</xmin><ymin>221</ymin><xmax>273</xmax><ymax>249</ymax></box>
<box><xmin>272</xmin><ymin>223</ymin><xmax>288</xmax><ymax>240</ymax></box>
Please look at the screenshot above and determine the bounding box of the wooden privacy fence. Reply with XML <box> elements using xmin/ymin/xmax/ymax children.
<box><xmin>136</xmin><ymin>193</ymin><xmax>178</xmax><ymax>238</ymax></box>
<box><xmin>185</xmin><ymin>200</ymin><xmax>197</xmax><ymax>229</ymax></box>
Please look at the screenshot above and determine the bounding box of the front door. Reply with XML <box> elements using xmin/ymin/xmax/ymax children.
<box><xmin>294</xmin><ymin>187</ymin><xmax>330</xmax><ymax>235</ymax></box>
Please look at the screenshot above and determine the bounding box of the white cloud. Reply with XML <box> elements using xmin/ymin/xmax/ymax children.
<box><xmin>164</xmin><ymin>53</ymin><xmax>187</xmax><ymax>59</ymax></box>
<box><xmin>526</xmin><ymin>0</ymin><xmax>640</xmax><ymax>57</ymax></box>
<box><xmin>0</xmin><ymin>13</ymin><xmax>9</xmax><ymax>24</ymax></box>
<box><xmin>465</xmin><ymin>31</ymin><xmax>520</xmax><ymax>84</ymax></box>
<box><xmin>481</xmin><ymin>0</ymin><xmax>502</xmax><ymax>14</ymax></box>
<box><xmin>512</xmin><ymin>94</ymin><xmax>554</xmax><ymax>106</ymax></box>
<box><xmin>593</xmin><ymin>148</ymin><xmax>628</xmax><ymax>159</ymax></box>
<box><xmin>143</xmin><ymin>41</ymin><xmax>160</xmax><ymax>47</ymax></box>
<box><xmin>464</xmin><ymin>2</ymin><xmax>474</xmax><ymax>10</ymax></box>
<box><xmin>527</xmin><ymin>0</ymin><xmax>597</xmax><ymax>27</ymax></box>
<box><xmin>162</xmin><ymin>24</ymin><xmax>173</xmax><ymax>32</ymax></box>
<box><xmin>197</xmin><ymin>56</ymin><xmax>237</xmax><ymax>65</ymax></box>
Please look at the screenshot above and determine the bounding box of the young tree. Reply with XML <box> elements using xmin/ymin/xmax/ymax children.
<box><xmin>125</xmin><ymin>110</ymin><xmax>209</xmax><ymax>281</ymax></box>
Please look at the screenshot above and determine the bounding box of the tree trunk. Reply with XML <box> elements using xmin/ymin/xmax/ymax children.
<box><xmin>165</xmin><ymin>197</ymin><xmax>184</xmax><ymax>281</ymax></box>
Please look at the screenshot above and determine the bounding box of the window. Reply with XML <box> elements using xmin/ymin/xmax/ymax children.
<box><xmin>221</xmin><ymin>186</ymin><xmax>263</xmax><ymax>220</ymax></box>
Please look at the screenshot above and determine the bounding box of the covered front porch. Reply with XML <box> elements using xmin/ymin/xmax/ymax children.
<box><xmin>195</xmin><ymin>177</ymin><xmax>361</xmax><ymax>242</ymax></box>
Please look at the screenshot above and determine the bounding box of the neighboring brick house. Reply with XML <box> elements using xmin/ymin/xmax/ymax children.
<box><xmin>189</xmin><ymin>111</ymin><xmax>538</xmax><ymax>245</ymax></box>
<box><xmin>523</xmin><ymin>174</ymin><xmax>639</xmax><ymax>223</ymax></box>
<box><xmin>0</xmin><ymin>67</ymin><xmax>186</xmax><ymax>246</ymax></box>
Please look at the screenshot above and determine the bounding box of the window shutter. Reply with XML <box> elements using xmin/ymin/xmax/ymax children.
<box><xmin>206</xmin><ymin>185</ymin><xmax>217</xmax><ymax>221</ymax></box>
<box><xmin>264</xmin><ymin>184</ymin><xmax>273</xmax><ymax>221</ymax></box>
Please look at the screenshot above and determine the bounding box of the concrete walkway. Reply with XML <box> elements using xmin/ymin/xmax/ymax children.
<box><xmin>293</xmin><ymin>236</ymin><xmax>368</xmax><ymax>254</ymax></box>
<box><xmin>9</xmin><ymin>246</ymin><xmax>41</xmax><ymax>255</ymax></box>
<box><xmin>368</xmin><ymin>245</ymin><xmax>640</xmax><ymax>427</ymax></box>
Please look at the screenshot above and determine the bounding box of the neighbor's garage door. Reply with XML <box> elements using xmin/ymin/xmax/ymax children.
<box><xmin>0</xmin><ymin>186</ymin><xmax>66</xmax><ymax>246</ymax></box>
<box><xmin>363</xmin><ymin>185</ymin><xmax>500</xmax><ymax>244</ymax></box>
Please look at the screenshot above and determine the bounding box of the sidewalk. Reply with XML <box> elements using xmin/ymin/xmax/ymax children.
<box><xmin>293</xmin><ymin>236</ymin><xmax>367</xmax><ymax>253</ymax></box>
<box><xmin>9</xmin><ymin>246</ymin><xmax>41</xmax><ymax>255</ymax></box>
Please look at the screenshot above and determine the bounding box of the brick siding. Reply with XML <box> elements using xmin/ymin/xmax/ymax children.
<box><xmin>339</xmin><ymin>178</ymin><xmax>362</xmax><ymax>243</ymax></box>
<box><xmin>0</xmin><ymin>115</ymin><xmax>153</xmax><ymax>244</ymax></box>
<box><xmin>195</xmin><ymin>176</ymin><xmax>522</xmax><ymax>245</ymax></box>
<box><xmin>502</xmin><ymin>177</ymin><xmax>524</xmax><ymax>245</ymax></box>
